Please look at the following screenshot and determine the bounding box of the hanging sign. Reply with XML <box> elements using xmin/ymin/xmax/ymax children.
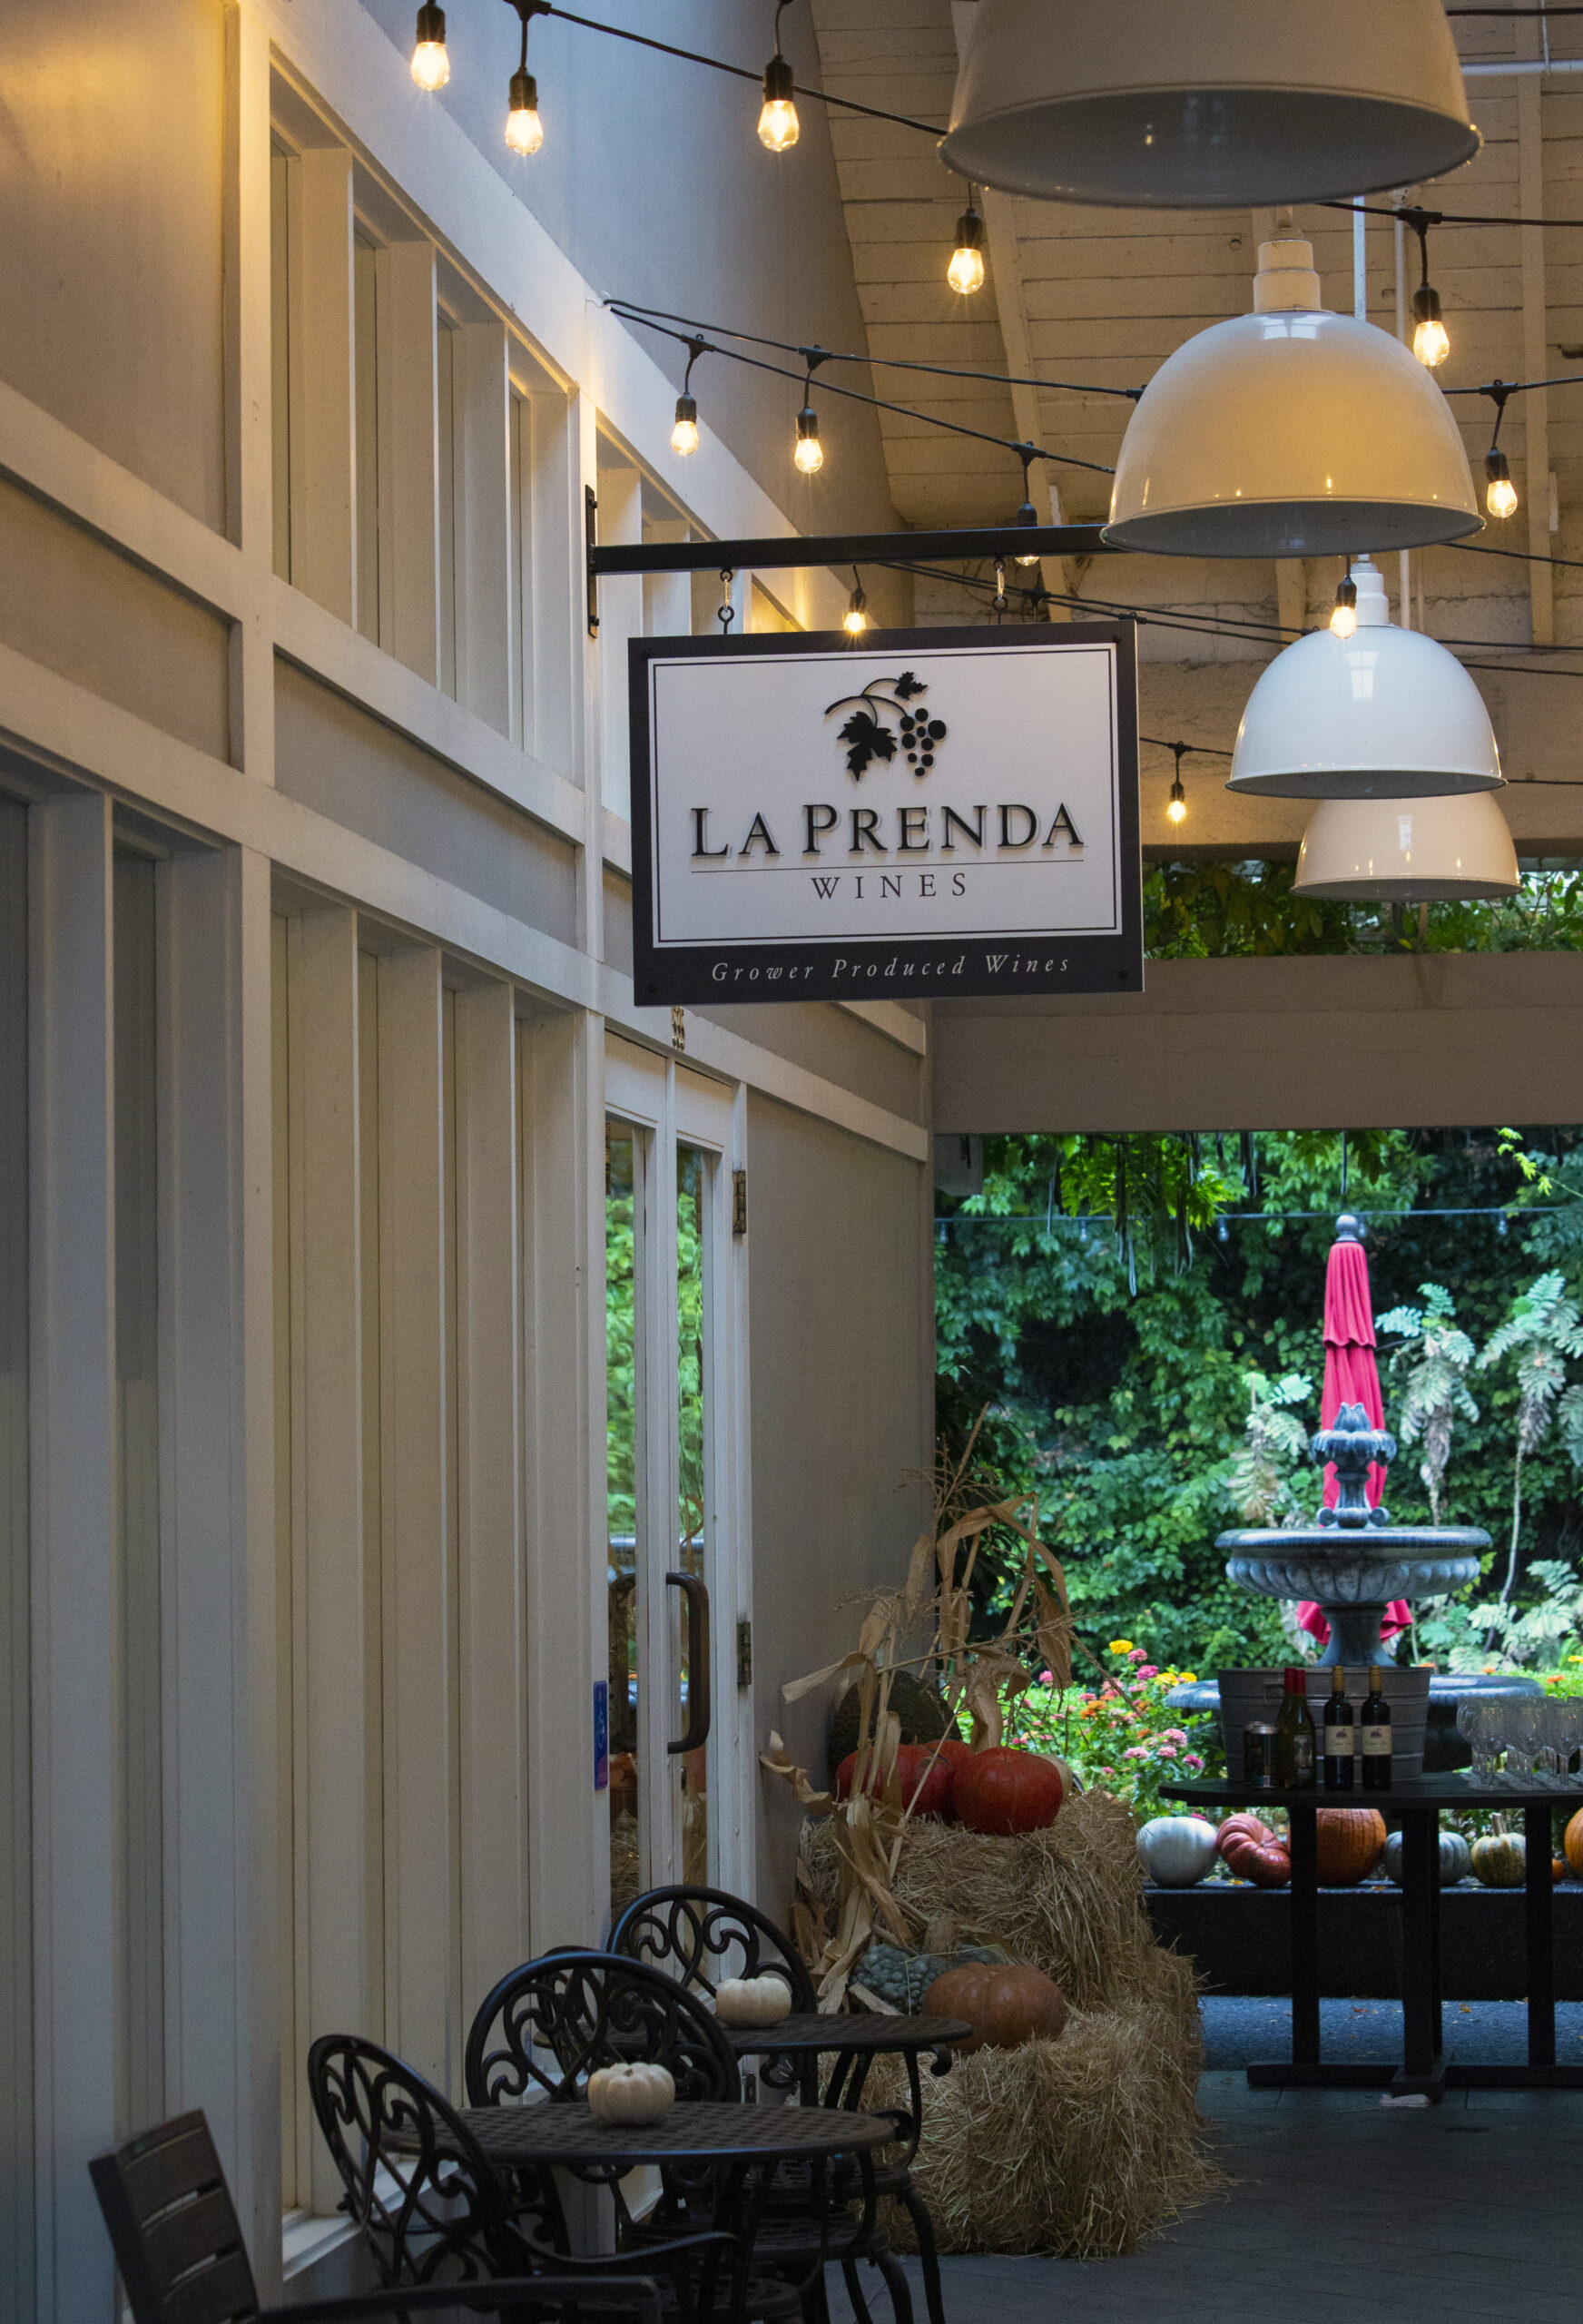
<box><xmin>628</xmin><ymin>622</ymin><xmax>1141</xmax><ymax>1006</ymax></box>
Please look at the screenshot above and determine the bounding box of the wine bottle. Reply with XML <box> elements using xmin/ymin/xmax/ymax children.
<box><xmin>1361</xmin><ymin>1663</ymin><xmax>1392</xmax><ymax>1792</ymax></box>
<box><xmin>1322</xmin><ymin>1664</ymin><xmax>1355</xmax><ymax>1793</ymax></box>
<box><xmin>1274</xmin><ymin>1665</ymin><xmax>1318</xmax><ymax>1790</ymax></box>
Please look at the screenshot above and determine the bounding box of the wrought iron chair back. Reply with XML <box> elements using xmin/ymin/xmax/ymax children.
<box><xmin>308</xmin><ymin>2033</ymin><xmax>562</xmax><ymax>2283</ymax></box>
<box><xmin>610</xmin><ymin>1887</ymin><xmax>817</xmax><ymax>2013</ymax></box>
<box><xmin>465</xmin><ymin>1949</ymin><xmax>740</xmax><ymax>2110</ymax></box>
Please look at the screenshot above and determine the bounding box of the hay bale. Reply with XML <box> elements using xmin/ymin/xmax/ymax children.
<box><xmin>871</xmin><ymin>1995</ymin><xmax>1224</xmax><ymax>2259</ymax></box>
<box><xmin>799</xmin><ymin>1789</ymin><xmax>1224</xmax><ymax>2256</ymax></box>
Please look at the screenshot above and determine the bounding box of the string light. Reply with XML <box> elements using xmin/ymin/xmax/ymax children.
<box><xmin>1483</xmin><ymin>381</ymin><xmax>1518</xmax><ymax>518</ymax></box>
<box><xmin>1166</xmin><ymin>743</ymin><xmax>1188</xmax><ymax>823</ymax></box>
<box><xmin>1405</xmin><ymin>208</ymin><xmax>1450</xmax><ymax>368</ymax></box>
<box><xmin>948</xmin><ymin>192</ymin><xmax>986</xmax><ymax>296</ymax></box>
<box><xmin>1331</xmin><ymin>562</ymin><xmax>1359</xmax><ymax>638</ymax></box>
<box><xmin>794</xmin><ymin>404</ymin><xmax>823</xmax><ymax>473</ymax></box>
<box><xmin>843</xmin><ymin>569</ymin><xmax>868</xmax><ymax>635</ymax></box>
<box><xmin>671</xmin><ymin>338</ymin><xmax>706</xmax><ymax>457</ymax></box>
<box><xmin>506</xmin><ymin>67</ymin><xmax>544</xmax><ymax>152</ymax></box>
<box><xmin>758</xmin><ymin>0</ymin><xmax>800</xmax><ymax>150</ymax></box>
<box><xmin>1013</xmin><ymin>448</ymin><xmax>1041</xmax><ymax>566</ymax></box>
<box><xmin>410</xmin><ymin>2</ymin><xmax>450</xmax><ymax>90</ymax></box>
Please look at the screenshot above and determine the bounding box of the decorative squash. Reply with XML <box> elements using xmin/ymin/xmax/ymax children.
<box><xmin>1382</xmin><ymin>1828</ymin><xmax>1470</xmax><ymax>1887</ymax></box>
<box><xmin>1471</xmin><ymin>1816</ymin><xmax>1527</xmax><ymax>1889</ymax></box>
<box><xmin>1216</xmin><ymin>1811</ymin><xmax>1273</xmax><ymax>1855</ymax></box>
<box><xmin>1565</xmin><ymin>1807</ymin><xmax>1583</xmax><ymax>1879</ymax></box>
<box><xmin>1136</xmin><ymin>1814</ymin><xmax>1219</xmax><ymax>1888</ymax></box>
<box><xmin>586</xmin><ymin>2063</ymin><xmax>675</xmax><ymax>2124</ymax></box>
<box><xmin>953</xmin><ymin>1748</ymin><xmax>1063</xmax><ymax>1836</ymax></box>
<box><xmin>1228</xmin><ymin>1837</ymin><xmax>1292</xmax><ymax>1887</ymax></box>
<box><xmin>835</xmin><ymin>1742</ymin><xmax>955</xmax><ymax>1821</ymax></box>
<box><xmin>921</xmin><ymin>1960</ymin><xmax>1067</xmax><ymax>2052</ymax></box>
<box><xmin>1315</xmin><ymin>1807</ymin><xmax>1387</xmax><ymax>1886</ymax></box>
<box><xmin>714</xmin><ymin>1974</ymin><xmax>793</xmax><ymax>2027</ymax></box>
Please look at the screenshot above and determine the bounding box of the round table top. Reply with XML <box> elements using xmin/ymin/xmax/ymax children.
<box><xmin>722</xmin><ymin>2012</ymin><xmax>972</xmax><ymax>2055</ymax></box>
<box><xmin>457</xmin><ymin>2098</ymin><xmax>895</xmax><ymax>2169</ymax></box>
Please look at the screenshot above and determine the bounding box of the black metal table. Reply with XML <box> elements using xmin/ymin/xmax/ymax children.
<box><xmin>457</xmin><ymin>2097</ymin><xmax>895</xmax><ymax>2171</ymax></box>
<box><xmin>723</xmin><ymin>2012</ymin><xmax>972</xmax><ymax>2103</ymax></box>
<box><xmin>1164</xmin><ymin>1775</ymin><xmax>1582</xmax><ymax>2098</ymax></box>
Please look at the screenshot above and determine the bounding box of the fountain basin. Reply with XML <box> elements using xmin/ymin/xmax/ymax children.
<box><xmin>1216</xmin><ymin>1522</ymin><xmax>1488</xmax><ymax>1668</ymax></box>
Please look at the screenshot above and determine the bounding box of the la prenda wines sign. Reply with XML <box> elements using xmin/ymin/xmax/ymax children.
<box><xmin>628</xmin><ymin>622</ymin><xmax>1142</xmax><ymax>1006</ymax></box>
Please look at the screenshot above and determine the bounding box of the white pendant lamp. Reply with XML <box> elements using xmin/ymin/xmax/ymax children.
<box><xmin>1104</xmin><ymin>239</ymin><xmax>1480</xmax><ymax>559</ymax></box>
<box><xmin>1228</xmin><ymin>559</ymin><xmax>1502</xmax><ymax>800</ymax></box>
<box><xmin>1295</xmin><ymin>793</ymin><xmax>1519</xmax><ymax>900</ymax></box>
<box><xmin>940</xmin><ymin>0</ymin><xmax>1480</xmax><ymax>210</ymax></box>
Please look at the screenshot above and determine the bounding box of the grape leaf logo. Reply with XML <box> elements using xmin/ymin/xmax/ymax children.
<box><xmin>823</xmin><ymin>670</ymin><xmax>948</xmax><ymax>781</ymax></box>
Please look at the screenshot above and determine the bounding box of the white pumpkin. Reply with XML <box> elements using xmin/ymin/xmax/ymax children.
<box><xmin>1383</xmin><ymin>1828</ymin><xmax>1471</xmax><ymax>1888</ymax></box>
<box><xmin>585</xmin><ymin>2062</ymin><xmax>676</xmax><ymax>2124</ymax></box>
<box><xmin>714</xmin><ymin>1973</ymin><xmax>794</xmax><ymax>2026</ymax></box>
<box><xmin>1136</xmin><ymin>1814</ymin><xmax>1219</xmax><ymax>1888</ymax></box>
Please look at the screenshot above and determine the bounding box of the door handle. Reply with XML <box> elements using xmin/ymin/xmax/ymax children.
<box><xmin>666</xmin><ymin>1571</ymin><xmax>711</xmax><ymax>1755</ymax></box>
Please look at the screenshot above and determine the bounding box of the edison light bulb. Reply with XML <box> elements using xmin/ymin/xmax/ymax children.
<box><xmin>1485</xmin><ymin>449</ymin><xmax>1518</xmax><ymax>519</ymax></box>
<box><xmin>794</xmin><ymin>407</ymin><xmax>822</xmax><ymax>476</ymax></box>
<box><xmin>1411</xmin><ymin>285</ymin><xmax>1449</xmax><ymax>369</ymax></box>
<box><xmin>843</xmin><ymin>589</ymin><xmax>868</xmax><ymax>636</ymax></box>
<box><xmin>759</xmin><ymin>56</ymin><xmax>800</xmax><ymax>151</ymax></box>
<box><xmin>1166</xmin><ymin>780</ymin><xmax>1186</xmax><ymax>825</ymax></box>
<box><xmin>1330</xmin><ymin>577</ymin><xmax>1358</xmax><ymax>639</ymax></box>
<box><xmin>505</xmin><ymin>71</ymin><xmax>543</xmax><ymax>154</ymax></box>
<box><xmin>672</xmin><ymin>396</ymin><xmax>699</xmax><ymax>457</ymax></box>
<box><xmin>411</xmin><ymin>4</ymin><xmax>450</xmax><ymax>89</ymax></box>
<box><xmin>948</xmin><ymin>210</ymin><xmax>986</xmax><ymax>296</ymax></box>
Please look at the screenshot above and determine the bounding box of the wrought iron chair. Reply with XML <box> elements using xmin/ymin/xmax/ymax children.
<box><xmin>612</xmin><ymin>1891</ymin><xmax>948</xmax><ymax>2324</ymax></box>
<box><xmin>465</xmin><ymin>1951</ymin><xmax>913</xmax><ymax>2324</ymax></box>
<box><xmin>90</xmin><ymin>2102</ymin><xmax>664</xmax><ymax>2324</ymax></box>
<box><xmin>307</xmin><ymin>2033</ymin><xmax>744</xmax><ymax>2324</ymax></box>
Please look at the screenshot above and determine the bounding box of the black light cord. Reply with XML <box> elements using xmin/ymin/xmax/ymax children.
<box><xmin>605</xmin><ymin>297</ymin><xmax>1144</xmax><ymax>401</ymax></box>
<box><xmin>608</xmin><ymin>306</ymin><xmax>1116</xmax><ymax>475</ymax></box>
<box><xmin>1323</xmin><ymin>197</ymin><xmax>1583</xmax><ymax>231</ymax></box>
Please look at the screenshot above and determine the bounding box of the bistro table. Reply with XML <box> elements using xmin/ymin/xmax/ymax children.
<box><xmin>1164</xmin><ymin>1774</ymin><xmax>1583</xmax><ymax>2099</ymax></box>
<box><xmin>722</xmin><ymin>2013</ymin><xmax>973</xmax><ymax>2105</ymax></box>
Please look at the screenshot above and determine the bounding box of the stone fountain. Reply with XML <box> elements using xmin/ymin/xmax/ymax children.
<box><xmin>1216</xmin><ymin>1401</ymin><xmax>1489</xmax><ymax>1669</ymax></box>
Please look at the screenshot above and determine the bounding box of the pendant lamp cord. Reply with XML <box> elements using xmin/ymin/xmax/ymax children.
<box><xmin>1484</xmin><ymin>379</ymin><xmax>1512</xmax><ymax>451</ymax></box>
<box><xmin>507</xmin><ymin>0</ymin><xmax>551</xmax><ymax>69</ymax></box>
<box><xmin>1401</xmin><ymin>205</ymin><xmax>1442</xmax><ymax>290</ymax></box>
<box><xmin>772</xmin><ymin>0</ymin><xmax>793</xmax><ymax>57</ymax></box>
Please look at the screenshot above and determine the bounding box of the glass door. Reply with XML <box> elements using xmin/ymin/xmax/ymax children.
<box><xmin>604</xmin><ymin>1044</ymin><xmax>735</xmax><ymax>1916</ymax></box>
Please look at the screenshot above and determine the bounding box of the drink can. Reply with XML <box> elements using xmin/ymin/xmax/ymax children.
<box><xmin>1243</xmin><ymin>1722</ymin><xmax>1275</xmax><ymax>1788</ymax></box>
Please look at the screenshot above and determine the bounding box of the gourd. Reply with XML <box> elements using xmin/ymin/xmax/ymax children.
<box><xmin>714</xmin><ymin>1974</ymin><xmax>793</xmax><ymax>2027</ymax></box>
<box><xmin>1315</xmin><ymin>1807</ymin><xmax>1387</xmax><ymax>1886</ymax></box>
<box><xmin>1470</xmin><ymin>1815</ymin><xmax>1527</xmax><ymax>1888</ymax></box>
<box><xmin>1217</xmin><ymin>1816</ymin><xmax>1291</xmax><ymax>1887</ymax></box>
<box><xmin>953</xmin><ymin>1747</ymin><xmax>1063</xmax><ymax>1836</ymax></box>
<box><xmin>1565</xmin><ymin>1807</ymin><xmax>1583</xmax><ymax>1879</ymax></box>
<box><xmin>586</xmin><ymin>2063</ymin><xmax>676</xmax><ymax>2124</ymax></box>
<box><xmin>921</xmin><ymin>1960</ymin><xmax>1067</xmax><ymax>2052</ymax></box>
<box><xmin>835</xmin><ymin>1743</ymin><xmax>956</xmax><ymax>1822</ymax></box>
<box><xmin>1136</xmin><ymin>1814</ymin><xmax>1219</xmax><ymax>1888</ymax></box>
<box><xmin>1382</xmin><ymin>1828</ymin><xmax>1471</xmax><ymax>1887</ymax></box>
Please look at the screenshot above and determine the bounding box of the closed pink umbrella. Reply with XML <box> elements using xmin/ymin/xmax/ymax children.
<box><xmin>1298</xmin><ymin>1215</ymin><xmax>1411</xmax><ymax>1651</ymax></box>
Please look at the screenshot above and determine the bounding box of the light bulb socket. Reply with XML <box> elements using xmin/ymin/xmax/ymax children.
<box><xmin>416</xmin><ymin>4</ymin><xmax>446</xmax><ymax>43</ymax></box>
<box><xmin>953</xmin><ymin>208</ymin><xmax>984</xmax><ymax>258</ymax></box>
<box><xmin>1485</xmin><ymin>446</ymin><xmax>1510</xmax><ymax>487</ymax></box>
<box><xmin>1411</xmin><ymin>282</ymin><xmax>1442</xmax><ymax>328</ymax></box>
<box><xmin>763</xmin><ymin>53</ymin><xmax>795</xmax><ymax>104</ymax></box>
<box><xmin>675</xmin><ymin>393</ymin><xmax>697</xmax><ymax>428</ymax></box>
<box><xmin>1335</xmin><ymin>576</ymin><xmax>1357</xmax><ymax>614</ymax></box>
<box><xmin>797</xmin><ymin>405</ymin><xmax>820</xmax><ymax>445</ymax></box>
<box><xmin>509</xmin><ymin>65</ymin><xmax>537</xmax><ymax>113</ymax></box>
<box><xmin>1167</xmin><ymin>776</ymin><xmax>1186</xmax><ymax>820</ymax></box>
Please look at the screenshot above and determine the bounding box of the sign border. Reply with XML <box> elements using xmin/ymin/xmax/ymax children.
<box><xmin>628</xmin><ymin>620</ymin><xmax>1142</xmax><ymax>1008</ymax></box>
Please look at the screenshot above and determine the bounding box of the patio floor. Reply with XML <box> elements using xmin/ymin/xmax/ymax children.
<box><xmin>831</xmin><ymin>2004</ymin><xmax>1581</xmax><ymax>2324</ymax></box>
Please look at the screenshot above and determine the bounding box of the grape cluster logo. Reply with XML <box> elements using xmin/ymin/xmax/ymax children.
<box><xmin>823</xmin><ymin>670</ymin><xmax>948</xmax><ymax>781</ymax></box>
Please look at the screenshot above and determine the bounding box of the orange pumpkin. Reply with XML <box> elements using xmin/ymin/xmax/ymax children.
<box><xmin>953</xmin><ymin>1748</ymin><xmax>1063</xmax><ymax>1835</ymax></box>
<box><xmin>1565</xmin><ymin>1807</ymin><xmax>1583</xmax><ymax>1879</ymax></box>
<box><xmin>1315</xmin><ymin>1807</ymin><xmax>1387</xmax><ymax>1886</ymax></box>
<box><xmin>921</xmin><ymin>1960</ymin><xmax>1068</xmax><ymax>2052</ymax></box>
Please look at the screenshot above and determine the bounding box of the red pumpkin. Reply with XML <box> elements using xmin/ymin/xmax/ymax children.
<box><xmin>835</xmin><ymin>1742</ymin><xmax>955</xmax><ymax>1821</ymax></box>
<box><xmin>953</xmin><ymin>1747</ymin><xmax>1064</xmax><ymax>1836</ymax></box>
<box><xmin>1223</xmin><ymin>1834</ymin><xmax>1291</xmax><ymax>1887</ymax></box>
<box><xmin>1315</xmin><ymin>1807</ymin><xmax>1387</xmax><ymax>1886</ymax></box>
<box><xmin>921</xmin><ymin>1960</ymin><xmax>1067</xmax><ymax>2051</ymax></box>
<box><xmin>1217</xmin><ymin>1812</ymin><xmax>1273</xmax><ymax>1855</ymax></box>
<box><xmin>936</xmin><ymin>1737</ymin><xmax>973</xmax><ymax>1770</ymax></box>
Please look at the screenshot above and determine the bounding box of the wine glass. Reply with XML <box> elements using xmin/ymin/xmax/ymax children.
<box><xmin>1506</xmin><ymin>1699</ymin><xmax>1543</xmax><ymax>1789</ymax></box>
<box><xmin>1456</xmin><ymin>1696</ymin><xmax>1480</xmax><ymax>1776</ymax></box>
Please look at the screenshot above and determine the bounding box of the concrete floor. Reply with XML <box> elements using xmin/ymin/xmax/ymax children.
<box><xmin>831</xmin><ymin>2010</ymin><xmax>1581</xmax><ymax>2324</ymax></box>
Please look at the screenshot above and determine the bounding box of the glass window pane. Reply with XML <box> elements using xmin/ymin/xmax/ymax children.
<box><xmin>605</xmin><ymin>1125</ymin><xmax>640</xmax><ymax>1913</ymax></box>
<box><xmin>676</xmin><ymin>1144</ymin><xmax>707</xmax><ymax>1886</ymax></box>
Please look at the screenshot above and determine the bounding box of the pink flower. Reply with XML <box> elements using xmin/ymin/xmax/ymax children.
<box><xmin>1123</xmin><ymin>1745</ymin><xmax>1147</xmax><ymax>1759</ymax></box>
<box><xmin>1164</xmin><ymin>1728</ymin><xmax>1188</xmax><ymax>1746</ymax></box>
<box><xmin>1127</xmin><ymin>1647</ymin><xmax>1147</xmax><ymax>1659</ymax></box>
<box><xmin>1137</xmin><ymin>1664</ymin><xmax>1159</xmax><ymax>1680</ymax></box>
<box><xmin>1038</xmin><ymin>1669</ymin><xmax>1053</xmax><ymax>1684</ymax></box>
<box><xmin>1157</xmin><ymin>1745</ymin><xmax>1178</xmax><ymax>1758</ymax></box>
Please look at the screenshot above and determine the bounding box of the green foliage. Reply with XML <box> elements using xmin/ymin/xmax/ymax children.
<box><xmin>1011</xmin><ymin>1644</ymin><xmax>1209</xmax><ymax>1819</ymax></box>
<box><xmin>1145</xmin><ymin>863</ymin><xmax>1583</xmax><ymax>961</ymax></box>
<box><xmin>937</xmin><ymin>1127</ymin><xmax>1583</xmax><ymax>1672</ymax></box>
